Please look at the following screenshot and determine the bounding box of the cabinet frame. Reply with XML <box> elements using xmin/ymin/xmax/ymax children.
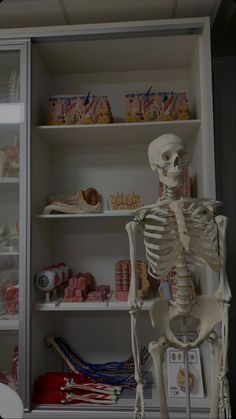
<box><xmin>0</xmin><ymin>17</ymin><xmax>216</xmax><ymax>418</ymax></box>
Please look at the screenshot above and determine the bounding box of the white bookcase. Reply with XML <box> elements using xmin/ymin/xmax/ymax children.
<box><xmin>0</xmin><ymin>17</ymin><xmax>216</xmax><ymax>418</ymax></box>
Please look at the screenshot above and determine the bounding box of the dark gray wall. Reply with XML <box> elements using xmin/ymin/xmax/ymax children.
<box><xmin>212</xmin><ymin>1</ymin><xmax>236</xmax><ymax>414</ymax></box>
<box><xmin>212</xmin><ymin>56</ymin><xmax>236</xmax><ymax>414</ymax></box>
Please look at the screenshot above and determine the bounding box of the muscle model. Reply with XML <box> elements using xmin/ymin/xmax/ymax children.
<box><xmin>126</xmin><ymin>134</ymin><xmax>231</xmax><ymax>419</ymax></box>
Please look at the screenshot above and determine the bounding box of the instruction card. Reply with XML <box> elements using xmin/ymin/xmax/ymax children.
<box><xmin>167</xmin><ymin>347</ymin><xmax>204</xmax><ymax>398</ymax></box>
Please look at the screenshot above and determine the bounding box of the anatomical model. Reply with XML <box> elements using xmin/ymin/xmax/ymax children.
<box><xmin>43</xmin><ymin>187</ymin><xmax>102</xmax><ymax>214</ymax></box>
<box><xmin>126</xmin><ymin>134</ymin><xmax>231</xmax><ymax>418</ymax></box>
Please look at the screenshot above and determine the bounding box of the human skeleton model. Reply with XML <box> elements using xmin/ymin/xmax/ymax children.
<box><xmin>126</xmin><ymin>134</ymin><xmax>231</xmax><ymax>419</ymax></box>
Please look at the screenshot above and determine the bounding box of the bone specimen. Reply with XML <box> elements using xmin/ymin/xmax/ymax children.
<box><xmin>126</xmin><ymin>133</ymin><xmax>231</xmax><ymax>419</ymax></box>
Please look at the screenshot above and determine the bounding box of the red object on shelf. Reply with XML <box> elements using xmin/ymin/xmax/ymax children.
<box><xmin>32</xmin><ymin>372</ymin><xmax>118</xmax><ymax>405</ymax></box>
<box><xmin>115</xmin><ymin>290</ymin><xmax>129</xmax><ymax>301</ymax></box>
<box><xmin>34</xmin><ymin>372</ymin><xmax>91</xmax><ymax>389</ymax></box>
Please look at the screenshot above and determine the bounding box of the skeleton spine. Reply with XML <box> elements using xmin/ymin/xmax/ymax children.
<box><xmin>165</xmin><ymin>185</ymin><xmax>192</xmax><ymax>314</ymax></box>
<box><xmin>163</xmin><ymin>184</ymin><xmax>180</xmax><ymax>200</ymax></box>
<box><xmin>175</xmin><ymin>253</ymin><xmax>192</xmax><ymax>314</ymax></box>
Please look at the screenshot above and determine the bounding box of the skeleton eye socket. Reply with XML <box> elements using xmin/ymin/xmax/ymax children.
<box><xmin>162</xmin><ymin>151</ymin><xmax>171</xmax><ymax>161</ymax></box>
<box><xmin>178</xmin><ymin>149</ymin><xmax>186</xmax><ymax>159</ymax></box>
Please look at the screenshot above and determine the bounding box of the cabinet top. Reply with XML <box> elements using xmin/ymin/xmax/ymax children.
<box><xmin>0</xmin><ymin>17</ymin><xmax>209</xmax><ymax>42</ymax></box>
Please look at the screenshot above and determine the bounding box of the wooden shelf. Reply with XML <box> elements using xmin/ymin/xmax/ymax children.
<box><xmin>35</xmin><ymin>120</ymin><xmax>201</xmax><ymax>147</ymax></box>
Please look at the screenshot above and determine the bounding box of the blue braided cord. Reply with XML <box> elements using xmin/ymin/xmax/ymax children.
<box><xmin>54</xmin><ymin>337</ymin><xmax>136</xmax><ymax>387</ymax></box>
<box><xmin>55</xmin><ymin>337</ymin><xmax>135</xmax><ymax>386</ymax></box>
<box><xmin>55</xmin><ymin>337</ymin><xmax>149</xmax><ymax>372</ymax></box>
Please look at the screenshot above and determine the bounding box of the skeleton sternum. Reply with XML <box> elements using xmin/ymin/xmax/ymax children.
<box><xmin>174</xmin><ymin>252</ymin><xmax>193</xmax><ymax>315</ymax></box>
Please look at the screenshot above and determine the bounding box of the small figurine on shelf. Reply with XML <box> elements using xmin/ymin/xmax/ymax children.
<box><xmin>43</xmin><ymin>187</ymin><xmax>102</xmax><ymax>215</ymax></box>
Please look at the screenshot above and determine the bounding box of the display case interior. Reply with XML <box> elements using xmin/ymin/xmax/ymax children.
<box><xmin>29</xmin><ymin>21</ymin><xmax>217</xmax><ymax>416</ymax></box>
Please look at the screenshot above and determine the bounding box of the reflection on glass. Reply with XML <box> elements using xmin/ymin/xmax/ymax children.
<box><xmin>0</xmin><ymin>48</ymin><xmax>21</xmax><ymax>394</ymax></box>
<box><xmin>0</xmin><ymin>52</ymin><xmax>20</xmax><ymax>103</ymax></box>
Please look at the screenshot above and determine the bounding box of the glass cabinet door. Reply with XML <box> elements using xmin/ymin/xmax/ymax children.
<box><xmin>0</xmin><ymin>42</ymin><xmax>30</xmax><ymax>408</ymax></box>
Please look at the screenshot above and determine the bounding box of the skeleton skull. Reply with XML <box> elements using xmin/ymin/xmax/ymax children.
<box><xmin>148</xmin><ymin>134</ymin><xmax>188</xmax><ymax>187</ymax></box>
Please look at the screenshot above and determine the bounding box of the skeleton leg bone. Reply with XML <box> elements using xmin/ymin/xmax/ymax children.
<box><xmin>149</xmin><ymin>337</ymin><xmax>170</xmax><ymax>419</ymax></box>
<box><xmin>208</xmin><ymin>331</ymin><xmax>222</xmax><ymax>419</ymax></box>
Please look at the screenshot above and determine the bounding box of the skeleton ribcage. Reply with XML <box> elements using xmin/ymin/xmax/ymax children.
<box><xmin>141</xmin><ymin>201</ymin><xmax>220</xmax><ymax>279</ymax></box>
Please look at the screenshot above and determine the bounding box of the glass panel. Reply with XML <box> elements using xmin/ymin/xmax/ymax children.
<box><xmin>0</xmin><ymin>49</ymin><xmax>21</xmax><ymax>395</ymax></box>
<box><xmin>0</xmin><ymin>51</ymin><xmax>20</xmax><ymax>103</ymax></box>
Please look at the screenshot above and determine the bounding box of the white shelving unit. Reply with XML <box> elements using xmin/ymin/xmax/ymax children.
<box><xmin>0</xmin><ymin>17</ymin><xmax>216</xmax><ymax>418</ymax></box>
<box><xmin>28</xmin><ymin>17</ymin><xmax>216</xmax><ymax>418</ymax></box>
<box><xmin>35</xmin><ymin>120</ymin><xmax>201</xmax><ymax>146</ymax></box>
<box><xmin>36</xmin><ymin>210</ymin><xmax>135</xmax><ymax>218</ymax></box>
<box><xmin>34</xmin><ymin>294</ymin><xmax>153</xmax><ymax>311</ymax></box>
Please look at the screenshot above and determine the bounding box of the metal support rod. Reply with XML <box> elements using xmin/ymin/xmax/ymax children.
<box><xmin>182</xmin><ymin>318</ymin><xmax>191</xmax><ymax>419</ymax></box>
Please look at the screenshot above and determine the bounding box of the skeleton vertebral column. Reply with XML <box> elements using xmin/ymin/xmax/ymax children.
<box><xmin>174</xmin><ymin>252</ymin><xmax>193</xmax><ymax>315</ymax></box>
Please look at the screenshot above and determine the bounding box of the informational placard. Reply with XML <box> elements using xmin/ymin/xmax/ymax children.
<box><xmin>167</xmin><ymin>347</ymin><xmax>204</xmax><ymax>398</ymax></box>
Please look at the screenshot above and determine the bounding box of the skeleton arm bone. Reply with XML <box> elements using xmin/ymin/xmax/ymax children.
<box><xmin>214</xmin><ymin>215</ymin><xmax>231</xmax><ymax>373</ymax></box>
<box><xmin>126</xmin><ymin>218</ymin><xmax>145</xmax><ymax>418</ymax></box>
<box><xmin>214</xmin><ymin>215</ymin><xmax>231</xmax><ymax>418</ymax></box>
<box><xmin>214</xmin><ymin>215</ymin><xmax>231</xmax><ymax>303</ymax></box>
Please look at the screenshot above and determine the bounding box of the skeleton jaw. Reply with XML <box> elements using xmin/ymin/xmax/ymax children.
<box><xmin>157</xmin><ymin>164</ymin><xmax>183</xmax><ymax>188</ymax></box>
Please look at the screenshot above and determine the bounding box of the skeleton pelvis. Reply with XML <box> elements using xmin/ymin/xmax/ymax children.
<box><xmin>150</xmin><ymin>295</ymin><xmax>222</xmax><ymax>350</ymax></box>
